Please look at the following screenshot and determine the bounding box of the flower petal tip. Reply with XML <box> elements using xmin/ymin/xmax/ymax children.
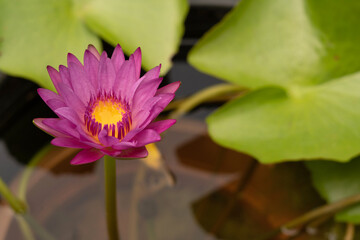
<box><xmin>135</xmin><ymin>47</ymin><xmax>142</xmax><ymax>55</ymax></box>
<box><xmin>32</xmin><ymin>118</ymin><xmax>42</xmax><ymax>127</ymax></box>
<box><xmin>67</xmin><ymin>53</ymin><xmax>81</xmax><ymax>65</ymax></box>
<box><xmin>87</xmin><ymin>44</ymin><xmax>101</xmax><ymax>60</ymax></box>
<box><xmin>46</xmin><ymin>65</ymin><xmax>56</xmax><ymax>72</ymax></box>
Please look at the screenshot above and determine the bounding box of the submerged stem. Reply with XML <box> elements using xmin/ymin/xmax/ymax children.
<box><xmin>18</xmin><ymin>145</ymin><xmax>52</xmax><ymax>201</ymax></box>
<box><xmin>22</xmin><ymin>213</ymin><xmax>56</xmax><ymax>240</ymax></box>
<box><xmin>0</xmin><ymin>177</ymin><xmax>26</xmax><ymax>214</ymax></box>
<box><xmin>210</xmin><ymin>159</ymin><xmax>258</xmax><ymax>236</ymax></box>
<box><xmin>344</xmin><ymin>223</ymin><xmax>355</xmax><ymax>240</ymax></box>
<box><xmin>169</xmin><ymin>83</ymin><xmax>246</xmax><ymax>119</ymax></box>
<box><xmin>129</xmin><ymin>162</ymin><xmax>146</xmax><ymax>240</ymax></box>
<box><xmin>16</xmin><ymin>215</ymin><xmax>35</xmax><ymax>240</ymax></box>
<box><xmin>257</xmin><ymin>193</ymin><xmax>360</xmax><ymax>240</ymax></box>
<box><xmin>104</xmin><ymin>155</ymin><xmax>120</xmax><ymax>240</ymax></box>
<box><xmin>283</xmin><ymin>194</ymin><xmax>360</xmax><ymax>230</ymax></box>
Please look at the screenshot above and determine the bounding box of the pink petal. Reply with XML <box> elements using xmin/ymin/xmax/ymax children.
<box><xmin>145</xmin><ymin>119</ymin><xmax>176</xmax><ymax>134</ymax></box>
<box><xmin>78</xmin><ymin>133</ymin><xmax>105</xmax><ymax>149</ymax></box>
<box><xmin>116</xmin><ymin>147</ymin><xmax>148</xmax><ymax>159</ymax></box>
<box><xmin>98</xmin><ymin>127</ymin><xmax>120</xmax><ymax>147</ymax></box>
<box><xmin>84</xmin><ymin>49</ymin><xmax>100</xmax><ymax>90</ymax></box>
<box><xmin>125</xmin><ymin>65</ymin><xmax>161</xmax><ymax>102</ymax></box>
<box><xmin>113</xmin><ymin>61</ymin><xmax>136</xmax><ymax>98</ymax></box>
<box><xmin>132</xmin><ymin>78</ymin><xmax>162</xmax><ymax>108</ymax></box>
<box><xmin>121</xmin><ymin>66</ymin><xmax>160</xmax><ymax>102</ymax></box>
<box><xmin>37</xmin><ymin>88</ymin><xmax>66</xmax><ymax>112</ymax></box>
<box><xmin>100</xmin><ymin>149</ymin><xmax>122</xmax><ymax>157</ymax></box>
<box><xmin>67</xmin><ymin>53</ymin><xmax>82</xmax><ymax>66</ymax></box>
<box><xmin>121</xmin><ymin>128</ymin><xmax>143</xmax><ymax>143</ymax></box>
<box><xmin>112</xmin><ymin>141</ymin><xmax>136</xmax><ymax>150</ymax></box>
<box><xmin>132</xmin><ymin>93</ymin><xmax>168</xmax><ymax>123</ymax></box>
<box><xmin>46</xmin><ymin>99</ymin><xmax>67</xmax><ymax>112</ymax></box>
<box><xmin>156</xmin><ymin>81</ymin><xmax>181</xmax><ymax>95</ymax></box>
<box><xmin>111</xmin><ymin>44</ymin><xmax>125</xmax><ymax>73</ymax></box>
<box><xmin>68</xmin><ymin>61</ymin><xmax>91</xmax><ymax>103</ymax></box>
<box><xmin>55</xmin><ymin>107</ymin><xmax>82</xmax><ymax>125</ymax></box>
<box><xmin>98</xmin><ymin>52</ymin><xmax>116</xmax><ymax>90</ymax></box>
<box><xmin>87</xmin><ymin>44</ymin><xmax>101</xmax><ymax>60</ymax></box>
<box><xmin>33</xmin><ymin>118</ymin><xmax>67</xmax><ymax>138</ymax></box>
<box><xmin>46</xmin><ymin>66</ymin><xmax>62</xmax><ymax>92</ymax></box>
<box><xmin>51</xmin><ymin>137</ymin><xmax>90</xmax><ymax>148</ymax></box>
<box><xmin>139</xmin><ymin>93</ymin><xmax>175</xmax><ymax>129</ymax></box>
<box><xmin>57</xmin><ymin>83</ymin><xmax>86</xmax><ymax>117</ymax></box>
<box><xmin>37</xmin><ymin>88</ymin><xmax>59</xmax><ymax>102</ymax></box>
<box><xmin>71</xmin><ymin>148</ymin><xmax>104</xmax><ymax>165</ymax></box>
<box><xmin>143</xmin><ymin>65</ymin><xmax>161</xmax><ymax>81</ymax></box>
<box><xmin>129</xmin><ymin>47</ymin><xmax>142</xmax><ymax>78</ymax></box>
<box><xmin>132</xmin><ymin>97</ymin><xmax>160</xmax><ymax>120</ymax></box>
<box><xmin>42</xmin><ymin>118</ymin><xmax>79</xmax><ymax>138</ymax></box>
<box><xmin>59</xmin><ymin>65</ymin><xmax>72</xmax><ymax>88</ymax></box>
<box><xmin>130</xmin><ymin>129</ymin><xmax>161</xmax><ymax>147</ymax></box>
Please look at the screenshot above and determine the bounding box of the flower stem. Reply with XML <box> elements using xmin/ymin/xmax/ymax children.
<box><xmin>104</xmin><ymin>155</ymin><xmax>120</xmax><ymax>240</ymax></box>
<box><xmin>0</xmin><ymin>177</ymin><xmax>26</xmax><ymax>214</ymax></box>
<box><xmin>169</xmin><ymin>83</ymin><xmax>246</xmax><ymax>119</ymax></box>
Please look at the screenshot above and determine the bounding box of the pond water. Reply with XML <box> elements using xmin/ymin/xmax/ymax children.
<box><xmin>1</xmin><ymin>117</ymin><xmax>342</xmax><ymax>240</ymax></box>
<box><xmin>0</xmin><ymin>3</ymin><xmax>357</xmax><ymax>240</ymax></box>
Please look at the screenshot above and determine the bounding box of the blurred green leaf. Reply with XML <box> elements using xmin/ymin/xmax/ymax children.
<box><xmin>0</xmin><ymin>0</ymin><xmax>188</xmax><ymax>89</ymax></box>
<box><xmin>78</xmin><ymin>0</ymin><xmax>188</xmax><ymax>75</ymax></box>
<box><xmin>189</xmin><ymin>0</ymin><xmax>360</xmax><ymax>163</ymax></box>
<box><xmin>208</xmin><ymin>72</ymin><xmax>360</xmax><ymax>163</ymax></box>
<box><xmin>0</xmin><ymin>0</ymin><xmax>101</xmax><ymax>90</ymax></box>
<box><xmin>306</xmin><ymin>158</ymin><xmax>360</xmax><ymax>223</ymax></box>
<box><xmin>0</xmin><ymin>0</ymin><xmax>3</xmax><ymax>51</ymax></box>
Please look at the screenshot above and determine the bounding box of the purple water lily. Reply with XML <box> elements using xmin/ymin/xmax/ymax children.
<box><xmin>34</xmin><ymin>44</ymin><xmax>179</xmax><ymax>165</ymax></box>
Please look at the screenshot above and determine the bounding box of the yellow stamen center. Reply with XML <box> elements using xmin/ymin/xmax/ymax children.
<box><xmin>85</xmin><ymin>94</ymin><xmax>132</xmax><ymax>141</ymax></box>
<box><xmin>92</xmin><ymin>99</ymin><xmax>125</xmax><ymax>125</ymax></box>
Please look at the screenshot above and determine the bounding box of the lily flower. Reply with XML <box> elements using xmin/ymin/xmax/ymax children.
<box><xmin>34</xmin><ymin>45</ymin><xmax>179</xmax><ymax>165</ymax></box>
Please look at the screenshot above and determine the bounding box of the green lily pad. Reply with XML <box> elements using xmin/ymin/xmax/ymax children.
<box><xmin>0</xmin><ymin>0</ymin><xmax>101</xmax><ymax>90</ymax></box>
<box><xmin>188</xmin><ymin>0</ymin><xmax>360</xmax><ymax>89</ymax></box>
<box><xmin>189</xmin><ymin>0</ymin><xmax>360</xmax><ymax>163</ymax></box>
<box><xmin>208</xmin><ymin>72</ymin><xmax>360</xmax><ymax>163</ymax></box>
<box><xmin>306</xmin><ymin>158</ymin><xmax>360</xmax><ymax>223</ymax></box>
<box><xmin>79</xmin><ymin>0</ymin><xmax>188</xmax><ymax>75</ymax></box>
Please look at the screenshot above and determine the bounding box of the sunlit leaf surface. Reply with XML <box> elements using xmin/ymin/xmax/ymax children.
<box><xmin>208</xmin><ymin>73</ymin><xmax>360</xmax><ymax>163</ymax></box>
<box><xmin>189</xmin><ymin>0</ymin><xmax>360</xmax><ymax>163</ymax></box>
